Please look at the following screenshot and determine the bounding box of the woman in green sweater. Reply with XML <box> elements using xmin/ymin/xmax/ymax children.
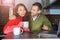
<box><xmin>30</xmin><ymin>2</ymin><xmax>53</xmax><ymax>33</ymax></box>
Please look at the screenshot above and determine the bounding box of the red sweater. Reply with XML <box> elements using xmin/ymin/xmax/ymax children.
<box><xmin>3</xmin><ymin>16</ymin><xmax>30</xmax><ymax>34</ymax></box>
<box><xmin>3</xmin><ymin>17</ymin><xmax>23</xmax><ymax>34</ymax></box>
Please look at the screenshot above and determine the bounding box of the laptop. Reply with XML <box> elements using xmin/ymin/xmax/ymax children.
<box><xmin>38</xmin><ymin>22</ymin><xmax>60</xmax><ymax>38</ymax></box>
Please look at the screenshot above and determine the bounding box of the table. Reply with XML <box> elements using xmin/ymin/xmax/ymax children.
<box><xmin>3</xmin><ymin>31</ymin><xmax>58</xmax><ymax>39</ymax></box>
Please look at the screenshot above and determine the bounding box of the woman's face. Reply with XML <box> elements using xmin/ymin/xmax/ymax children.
<box><xmin>17</xmin><ymin>6</ymin><xmax>26</xmax><ymax>17</ymax></box>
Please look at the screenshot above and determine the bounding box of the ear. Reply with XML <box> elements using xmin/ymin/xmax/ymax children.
<box><xmin>38</xmin><ymin>10</ymin><xmax>42</xmax><ymax>14</ymax></box>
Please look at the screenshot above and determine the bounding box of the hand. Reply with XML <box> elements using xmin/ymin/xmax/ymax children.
<box><xmin>17</xmin><ymin>22</ymin><xmax>23</xmax><ymax>28</ymax></box>
<box><xmin>9</xmin><ymin>15</ymin><xmax>16</xmax><ymax>20</ymax></box>
<box><xmin>42</xmin><ymin>25</ymin><xmax>48</xmax><ymax>31</ymax></box>
<box><xmin>23</xmin><ymin>28</ymin><xmax>30</xmax><ymax>32</ymax></box>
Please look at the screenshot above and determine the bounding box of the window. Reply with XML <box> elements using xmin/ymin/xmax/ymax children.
<box><xmin>1</xmin><ymin>0</ymin><xmax>15</xmax><ymax>6</ymax></box>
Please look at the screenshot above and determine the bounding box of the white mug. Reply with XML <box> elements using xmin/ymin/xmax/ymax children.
<box><xmin>13</xmin><ymin>27</ymin><xmax>23</xmax><ymax>35</ymax></box>
<box><xmin>23</xmin><ymin>21</ymin><xmax>29</xmax><ymax>28</ymax></box>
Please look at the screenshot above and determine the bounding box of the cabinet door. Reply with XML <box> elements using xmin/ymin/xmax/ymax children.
<box><xmin>0</xmin><ymin>6</ymin><xmax>9</xmax><ymax>26</ymax></box>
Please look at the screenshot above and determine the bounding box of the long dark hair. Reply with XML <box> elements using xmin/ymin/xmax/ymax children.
<box><xmin>15</xmin><ymin>3</ymin><xmax>29</xmax><ymax>21</ymax></box>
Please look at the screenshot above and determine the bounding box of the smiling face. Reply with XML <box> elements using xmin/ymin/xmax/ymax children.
<box><xmin>31</xmin><ymin>5</ymin><xmax>42</xmax><ymax>17</ymax></box>
<box><xmin>17</xmin><ymin>6</ymin><xmax>26</xmax><ymax>17</ymax></box>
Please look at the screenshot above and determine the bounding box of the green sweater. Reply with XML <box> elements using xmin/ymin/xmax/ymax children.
<box><xmin>30</xmin><ymin>14</ymin><xmax>53</xmax><ymax>33</ymax></box>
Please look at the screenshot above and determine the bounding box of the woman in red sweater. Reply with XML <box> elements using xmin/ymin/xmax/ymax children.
<box><xmin>3</xmin><ymin>3</ymin><xmax>30</xmax><ymax>34</ymax></box>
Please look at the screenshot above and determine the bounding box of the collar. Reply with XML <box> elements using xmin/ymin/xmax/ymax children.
<box><xmin>32</xmin><ymin>15</ymin><xmax>40</xmax><ymax>21</ymax></box>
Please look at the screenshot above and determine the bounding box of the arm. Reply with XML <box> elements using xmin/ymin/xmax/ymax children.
<box><xmin>3</xmin><ymin>17</ymin><xmax>23</xmax><ymax>34</ymax></box>
<box><xmin>3</xmin><ymin>20</ymin><xmax>15</xmax><ymax>34</ymax></box>
<box><xmin>42</xmin><ymin>25</ymin><xmax>48</xmax><ymax>31</ymax></box>
<box><xmin>42</xmin><ymin>16</ymin><xmax>53</xmax><ymax>31</ymax></box>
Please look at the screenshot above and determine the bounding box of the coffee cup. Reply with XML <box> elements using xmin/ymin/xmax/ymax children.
<box><xmin>23</xmin><ymin>21</ymin><xmax>29</xmax><ymax>28</ymax></box>
<box><xmin>13</xmin><ymin>27</ymin><xmax>23</xmax><ymax>35</ymax></box>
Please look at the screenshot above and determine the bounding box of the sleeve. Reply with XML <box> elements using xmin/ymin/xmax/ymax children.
<box><xmin>3</xmin><ymin>20</ymin><xmax>16</xmax><ymax>34</ymax></box>
<box><xmin>43</xmin><ymin>16</ymin><xmax>53</xmax><ymax>32</ymax></box>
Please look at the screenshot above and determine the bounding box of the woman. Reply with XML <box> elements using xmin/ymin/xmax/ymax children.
<box><xmin>3</xmin><ymin>3</ymin><xmax>30</xmax><ymax>34</ymax></box>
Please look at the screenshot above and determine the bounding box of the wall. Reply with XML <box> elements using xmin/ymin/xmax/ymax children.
<box><xmin>0</xmin><ymin>0</ymin><xmax>1</xmax><ymax>5</ymax></box>
<box><xmin>50</xmin><ymin>0</ymin><xmax>56</xmax><ymax>4</ymax></box>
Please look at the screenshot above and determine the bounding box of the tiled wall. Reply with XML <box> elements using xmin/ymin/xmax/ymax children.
<box><xmin>45</xmin><ymin>14</ymin><xmax>60</xmax><ymax>25</ymax></box>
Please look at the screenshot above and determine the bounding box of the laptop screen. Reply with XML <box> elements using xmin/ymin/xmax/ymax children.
<box><xmin>57</xmin><ymin>22</ymin><xmax>60</xmax><ymax>37</ymax></box>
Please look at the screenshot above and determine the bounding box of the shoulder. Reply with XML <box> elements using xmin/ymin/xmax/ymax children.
<box><xmin>39</xmin><ymin>14</ymin><xmax>47</xmax><ymax>19</ymax></box>
<box><xmin>9</xmin><ymin>15</ymin><xmax>16</xmax><ymax>20</ymax></box>
<box><xmin>39</xmin><ymin>14</ymin><xmax>49</xmax><ymax>21</ymax></box>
